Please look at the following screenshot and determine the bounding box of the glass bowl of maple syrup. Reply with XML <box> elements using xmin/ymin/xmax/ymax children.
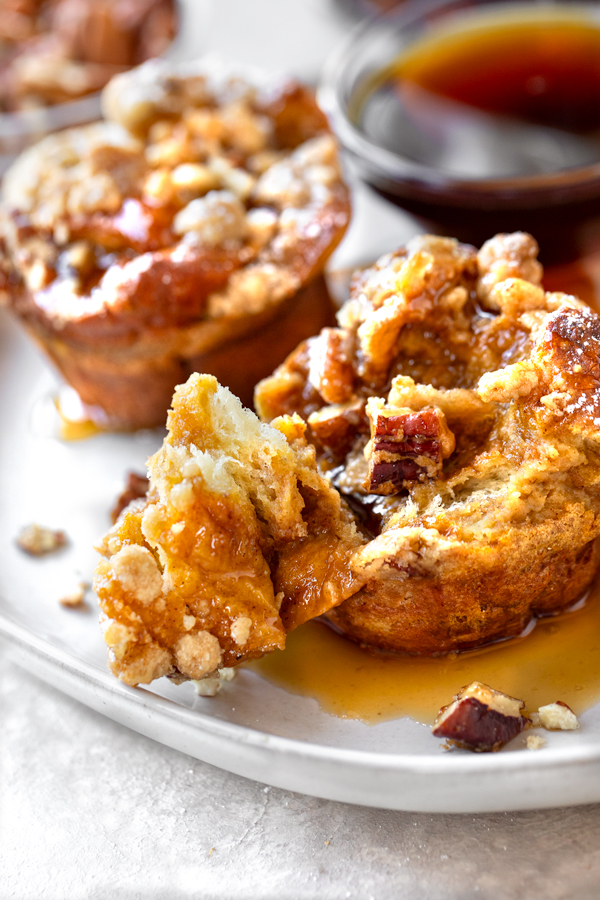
<box><xmin>320</xmin><ymin>0</ymin><xmax>600</xmax><ymax>263</ymax></box>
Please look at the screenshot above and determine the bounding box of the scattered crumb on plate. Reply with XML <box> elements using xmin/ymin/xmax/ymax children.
<box><xmin>59</xmin><ymin>582</ymin><xmax>89</xmax><ymax>608</ymax></box>
<box><xmin>17</xmin><ymin>523</ymin><xmax>67</xmax><ymax>556</ymax></box>
<box><xmin>537</xmin><ymin>701</ymin><xmax>580</xmax><ymax>731</ymax></box>
<box><xmin>194</xmin><ymin>667</ymin><xmax>236</xmax><ymax>697</ymax></box>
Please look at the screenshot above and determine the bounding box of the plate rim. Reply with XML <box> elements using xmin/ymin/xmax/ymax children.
<box><xmin>3</xmin><ymin>605</ymin><xmax>600</xmax><ymax>778</ymax></box>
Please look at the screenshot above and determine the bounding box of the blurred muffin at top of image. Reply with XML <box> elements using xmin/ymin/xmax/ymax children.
<box><xmin>0</xmin><ymin>0</ymin><xmax>177</xmax><ymax>113</ymax></box>
<box><xmin>0</xmin><ymin>56</ymin><xmax>351</xmax><ymax>428</ymax></box>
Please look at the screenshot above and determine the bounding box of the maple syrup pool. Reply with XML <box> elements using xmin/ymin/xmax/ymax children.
<box><xmin>249</xmin><ymin>580</ymin><xmax>600</xmax><ymax>726</ymax></box>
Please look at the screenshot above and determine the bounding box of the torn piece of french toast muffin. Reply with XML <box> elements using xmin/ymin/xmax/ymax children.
<box><xmin>94</xmin><ymin>373</ymin><xmax>362</xmax><ymax>686</ymax></box>
<box><xmin>0</xmin><ymin>56</ymin><xmax>350</xmax><ymax>426</ymax></box>
<box><xmin>256</xmin><ymin>232</ymin><xmax>600</xmax><ymax>655</ymax></box>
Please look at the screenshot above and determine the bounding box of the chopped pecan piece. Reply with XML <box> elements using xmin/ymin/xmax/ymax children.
<box><xmin>364</xmin><ymin>400</ymin><xmax>455</xmax><ymax>495</ymax></box>
<box><xmin>432</xmin><ymin>682</ymin><xmax>527</xmax><ymax>752</ymax></box>
<box><xmin>307</xmin><ymin>328</ymin><xmax>355</xmax><ymax>405</ymax></box>
<box><xmin>111</xmin><ymin>471</ymin><xmax>150</xmax><ymax>523</ymax></box>
<box><xmin>307</xmin><ymin>400</ymin><xmax>367</xmax><ymax>457</ymax></box>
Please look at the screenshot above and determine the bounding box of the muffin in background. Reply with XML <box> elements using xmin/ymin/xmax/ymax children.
<box><xmin>0</xmin><ymin>0</ymin><xmax>177</xmax><ymax>113</ymax></box>
<box><xmin>0</xmin><ymin>57</ymin><xmax>351</xmax><ymax>427</ymax></box>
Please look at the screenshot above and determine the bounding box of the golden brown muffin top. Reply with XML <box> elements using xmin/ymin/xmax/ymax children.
<box><xmin>256</xmin><ymin>232</ymin><xmax>600</xmax><ymax>549</ymax></box>
<box><xmin>1</xmin><ymin>58</ymin><xmax>350</xmax><ymax>342</ymax></box>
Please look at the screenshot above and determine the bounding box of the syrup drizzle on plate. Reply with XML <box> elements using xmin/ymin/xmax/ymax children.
<box><xmin>250</xmin><ymin>582</ymin><xmax>600</xmax><ymax>725</ymax></box>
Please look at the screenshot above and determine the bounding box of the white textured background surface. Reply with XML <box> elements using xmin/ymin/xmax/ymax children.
<box><xmin>4</xmin><ymin>1</ymin><xmax>600</xmax><ymax>897</ymax></box>
<box><xmin>4</xmin><ymin>657</ymin><xmax>600</xmax><ymax>900</ymax></box>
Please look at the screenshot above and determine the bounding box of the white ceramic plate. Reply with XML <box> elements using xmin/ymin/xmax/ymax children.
<box><xmin>2</xmin><ymin>308</ymin><xmax>600</xmax><ymax>814</ymax></box>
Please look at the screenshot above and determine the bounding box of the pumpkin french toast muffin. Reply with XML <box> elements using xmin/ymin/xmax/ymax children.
<box><xmin>0</xmin><ymin>57</ymin><xmax>350</xmax><ymax>426</ymax></box>
<box><xmin>96</xmin><ymin>233</ymin><xmax>600</xmax><ymax>685</ymax></box>
<box><xmin>94</xmin><ymin>374</ymin><xmax>362</xmax><ymax>686</ymax></box>
<box><xmin>256</xmin><ymin>233</ymin><xmax>600</xmax><ymax>654</ymax></box>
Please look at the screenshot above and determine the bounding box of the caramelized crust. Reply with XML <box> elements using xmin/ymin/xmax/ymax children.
<box><xmin>94</xmin><ymin>374</ymin><xmax>362</xmax><ymax>686</ymax></box>
<box><xmin>1</xmin><ymin>58</ymin><xmax>350</xmax><ymax>427</ymax></box>
<box><xmin>256</xmin><ymin>233</ymin><xmax>600</xmax><ymax>654</ymax></box>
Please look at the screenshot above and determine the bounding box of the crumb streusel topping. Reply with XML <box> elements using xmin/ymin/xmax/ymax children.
<box><xmin>256</xmin><ymin>233</ymin><xmax>600</xmax><ymax>654</ymax></box>
<box><xmin>94</xmin><ymin>374</ymin><xmax>361</xmax><ymax>685</ymax></box>
<box><xmin>1</xmin><ymin>57</ymin><xmax>350</xmax><ymax>335</ymax></box>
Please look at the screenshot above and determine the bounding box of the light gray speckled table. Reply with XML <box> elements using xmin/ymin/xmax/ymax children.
<box><xmin>4</xmin><ymin>2</ymin><xmax>600</xmax><ymax>898</ymax></box>
<box><xmin>3</xmin><ymin>656</ymin><xmax>600</xmax><ymax>900</ymax></box>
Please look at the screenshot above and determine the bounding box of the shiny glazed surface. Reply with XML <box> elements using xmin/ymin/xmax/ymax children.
<box><xmin>251</xmin><ymin>583</ymin><xmax>600</xmax><ymax>725</ymax></box>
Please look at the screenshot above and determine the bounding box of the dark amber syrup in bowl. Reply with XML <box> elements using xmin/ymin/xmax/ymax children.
<box><xmin>320</xmin><ymin>1</ymin><xmax>600</xmax><ymax>260</ymax></box>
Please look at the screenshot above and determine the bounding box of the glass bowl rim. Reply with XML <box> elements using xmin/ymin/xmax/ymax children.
<box><xmin>318</xmin><ymin>0</ymin><xmax>600</xmax><ymax>201</ymax></box>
